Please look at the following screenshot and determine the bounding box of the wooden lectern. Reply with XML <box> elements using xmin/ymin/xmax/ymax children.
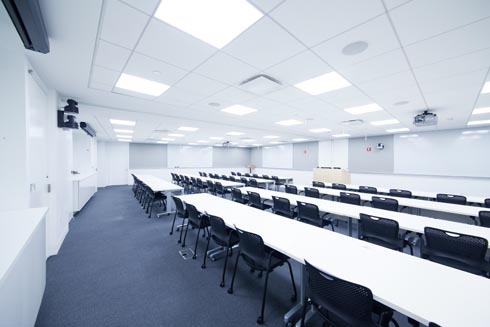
<box><xmin>313</xmin><ymin>167</ymin><xmax>351</xmax><ymax>184</ymax></box>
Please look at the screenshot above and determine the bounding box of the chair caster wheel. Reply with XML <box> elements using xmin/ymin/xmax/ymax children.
<box><xmin>201</xmin><ymin>264</ymin><xmax>206</xmax><ymax>269</ymax></box>
<box><xmin>227</xmin><ymin>288</ymin><xmax>233</xmax><ymax>294</ymax></box>
<box><xmin>192</xmin><ymin>255</ymin><xmax>197</xmax><ymax>259</ymax></box>
<box><xmin>177</xmin><ymin>240</ymin><xmax>181</xmax><ymax>243</ymax></box>
<box><xmin>169</xmin><ymin>232</ymin><xmax>173</xmax><ymax>235</ymax></box>
<box><xmin>256</xmin><ymin>317</ymin><xmax>264</xmax><ymax>324</ymax></box>
<box><xmin>219</xmin><ymin>282</ymin><xmax>225</xmax><ymax>288</ymax></box>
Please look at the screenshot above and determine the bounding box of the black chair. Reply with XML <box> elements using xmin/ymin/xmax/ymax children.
<box><xmin>372</xmin><ymin>196</ymin><xmax>399</xmax><ymax>212</ymax></box>
<box><xmin>245</xmin><ymin>173</ymin><xmax>251</xmax><ymax>177</ymax></box>
<box><xmin>262</xmin><ymin>174</ymin><xmax>270</xmax><ymax>180</ymax></box>
<box><xmin>300</xmin><ymin>260</ymin><xmax>396</xmax><ymax>327</ymax></box>
<box><xmin>236</xmin><ymin>172</ymin><xmax>242</xmax><ymax>176</ymax></box>
<box><xmin>428</xmin><ymin>323</ymin><xmax>442</xmax><ymax>327</ymax></box>
<box><xmin>359</xmin><ymin>213</ymin><xmax>413</xmax><ymax>255</ymax></box>
<box><xmin>253</xmin><ymin>173</ymin><xmax>259</xmax><ymax>178</ymax></box>
<box><xmin>215</xmin><ymin>182</ymin><xmax>230</xmax><ymax>198</ymax></box>
<box><xmin>206</xmin><ymin>180</ymin><xmax>216</xmax><ymax>195</ymax></box>
<box><xmin>171</xmin><ymin>196</ymin><xmax>188</xmax><ymax>244</ymax></box>
<box><xmin>228</xmin><ymin>227</ymin><xmax>297</xmax><ymax>325</ymax></box>
<box><xmin>340</xmin><ymin>192</ymin><xmax>361</xmax><ymax>206</ymax></box>
<box><xmin>479</xmin><ymin>211</ymin><xmax>490</xmax><ymax>227</ymax></box>
<box><xmin>202</xmin><ymin>172</ymin><xmax>208</xmax><ymax>177</ymax></box>
<box><xmin>229</xmin><ymin>176</ymin><xmax>236</xmax><ymax>182</ymax></box>
<box><xmin>247</xmin><ymin>191</ymin><xmax>271</xmax><ymax>210</ymax></box>
<box><xmin>485</xmin><ymin>198</ymin><xmax>490</xmax><ymax>208</ymax></box>
<box><xmin>181</xmin><ymin>203</ymin><xmax>210</xmax><ymax>259</ymax></box>
<box><xmin>240</xmin><ymin>177</ymin><xmax>249</xmax><ymax>186</ymax></box>
<box><xmin>145</xmin><ymin>189</ymin><xmax>167</xmax><ymax>218</ymax></box>
<box><xmin>231</xmin><ymin>188</ymin><xmax>248</xmax><ymax>204</ymax></box>
<box><xmin>285</xmin><ymin>185</ymin><xmax>298</xmax><ymax>195</ymax></box>
<box><xmin>421</xmin><ymin>227</ymin><xmax>490</xmax><ymax>276</ymax></box>
<box><xmin>231</xmin><ymin>172</ymin><xmax>236</xmax><ymax>176</ymax></box>
<box><xmin>359</xmin><ymin>186</ymin><xmax>377</xmax><ymax>194</ymax></box>
<box><xmin>202</xmin><ymin>215</ymin><xmax>239</xmax><ymax>287</ymax></box>
<box><xmin>190</xmin><ymin>177</ymin><xmax>198</xmax><ymax>193</ymax></box>
<box><xmin>312</xmin><ymin>181</ymin><xmax>325</xmax><ymax>188</ymax></box>
<box><xmin>249</xmin><ymin>178</ymin><xmax>259</xmax><ymax>188</ymax></box>
<box><xmin>296</xmin><ymin>201</ymin><xmax>334</xmax><ymax>231</ymax></box>
<box><xmin>304</xmin><ymin>187</ymin><xmax>320</xmax><ymax>199</ymax></box>
<box><xmin>198</xmin><ymin>172</ymin><xmax>203</xmax><ymax>177</ymax></box>
<box><xmin>272</xmin><ymin>176</ymin><xmax>284</xmax><ymax>191</ymax></box>
<box><xmin>331</xmin><ymin>183</ymin><xmax>347</xmax><ymax>190</ymax></box>
<box><xmin>389</xmin><ymin>189</ymin><xmax>412</xmax><ymax>198</ymax></box>
<box><xmin>272</xmin><ymin>196</ymin><xmax>296</xmax><ymax>219</ymax></box>
<box><xmin>436</xmin><ymin>193</ymin><xmax>467</xmax><ymax>205</ymax></box>
<box><xmin>196</xmin><ymin>178</ymin><xmax>208</xmax><ymax>193</ymax></box>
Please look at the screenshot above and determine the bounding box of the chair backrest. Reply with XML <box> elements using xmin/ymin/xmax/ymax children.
<box><xmin>231</xmin><ymin>172</ymin><xmax>236</xmax><ymax>176</ymax></box>
<box><xmin>262</xmin><ymin>174</ymin><xmax>270</xmax><ymax>179</ymax></box>
<box><xmin>479</xmin><ymin>211</ymin><xmax>490</xmax><ymax>228</ymax></box>
<box><xmin>485</xmin><ymin>198</ymin><xmax>490</xmax><ymax>208</ymax></box>
<box><xmin>331</xmin><ymin>183</ymin><xmax>346</xmax><ymax>190</ymax></box>
<box><xmin>222</xmin><ymin>175</ymin><xmax>229</xmax><ymax>180</ymax></box>
<box><xmin>247</xmin><ymin>191</ymin><xmax>262</xmax><ymax>208</ymax></box>
<box><xmin>196</xmin><ymin>178</ymin><xmax>203</xmax><ymax>187</ymax></box>
<box><xmin>198</xmin><ymin>172</ymin><xmax>203</xmax><ymax>176</ymax></box>
<box><xmin>304</xmin><ymin>260</ymin><xmax>375</xmax><ymax>327</ymax></box>
<box><xmin>312</xmin><ymin>181</ymin><xmax>325</xmax><ymax>188</ymax></box>
<box><xmin>215</xmin><ymin>182</ymin><xmax>224</xmax><ymax>193</ymax></box>
<box><xmin>207</xmin><ymin>180</ymin><xmax>215</xmax><ymax>191</ymax></box>
<box><xmin>172</xmin><ymin>196</ymin><xmax>186</xmax><ymax>216</ymax></box>
<box><xmin>235</xmin><ymin>227</ymin><xmax>268</xmax><ymax>270</ymax></box>
<box><xmin>202</xmin><ymin>172</ymin><xmax>208</xmax><ymax>177</ymax></box>
<box><xmin>185</xmin><ymin>203</ymin><xmax>200</xmax><ymax>225</ymax></box>
<box><xmin>245</xmin><ymin>173</ymin><xmax>251</xmax><ymax>177</ymax></box>
<box><xmin>297</xmin><ymin>202</ymin><xmax>322</xmax><ymax>227</ymax></box>
<box><xmin>249</xmin><ymin>179</ymin><xmax>258</xmax><ymax>188</ymax></box>
<box><xmin>231</xmin><ymin>188</ymin><xmax>243</xmax><ymax>202</ymax></box>
<box><xmin>422</xmin><ymin>227</ymin><xmax>488</xmax><ymax>274</ymax></box>
<box><xmin>240</xmin><ymin>177</ymin><xmax>249</xmax><ymax>185</ymax></box>
<box><xmin>236</xmin><ymin>172</ymin><xmax>242</xmax><ymax>176</ymax></box>
<box><xmin>436</xmin><ymin>193</ymin><xmax>467</xmax><ymax>205</ymax></box>
<box><xmin>252</xmin><ymin>174</ymin><xmax>259</xmax><ymax>178</ymax></box>
<box><xmin>358</xmin><ymin>186</ymin><xmax>377</xmax><ymax>194</ymax></box>
<box><xmin>340</xmin><ymin>192</ymin><xmax>360</xmax><ymax>206</ymax></box>
<box><xmin>191</xmin><ymin>177</ymin><xmax>197</xmax><ymax>184</ymax></box>
<box><xmin>208</xmin><ymin>215</ymin><xmax>228</xmax><ymax>242</ymax></box>
<box><xmin>428</xmin><ymin>323</ymin><xmax>442</xmax><ymax>327</ymax></box>
<box><xmin>285</xmin><ymin>185</ymin><xmax>298</xmax><ymax>195</ymax></box>
<box><xmin>389</xmin><ymin>189</ymin><xmax>412</xmax><ymax>198</ymax></box>
<box><xmin>359</xmin><ymin>214</ymin><xmax>400</xmax><ymax>249</ymax></box>
<box><xmin>304</xmin><ymin>187</ymin><xmax>320</xmax><ymax>199</ymax></box>
<box><xmin>272</xmin><ymin>196</ymin><xmax>292</xmax><ymax>217</ymax></box>
<box><xmin>372</xmin><ymin>196</ymin><xmax>398</xmax><ymax>212</ymax></box>
<box><xmin>229</xmin><ymin>176</ymin><xmax>236</xmax><ymax>181</ymax></box>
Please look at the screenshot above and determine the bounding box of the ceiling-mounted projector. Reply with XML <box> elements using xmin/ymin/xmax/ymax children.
<box><xmin>413</xmin><ymin>110</ymin><xmax>438</xmax><ymax>127</ymax></box>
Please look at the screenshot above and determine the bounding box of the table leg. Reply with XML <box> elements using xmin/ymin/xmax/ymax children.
<box><xmin>284</xmin><ymin>264</ymin><xmax>306</xmax><ymax>326</ymax></box>
<box><xmin>348</xmin><ymin>217</ymin><xmax>353</xmax><ymax>237</ymax></box>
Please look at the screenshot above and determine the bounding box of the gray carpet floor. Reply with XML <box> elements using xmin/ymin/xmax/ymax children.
<box><xmin>35</xmin><ymin>185</ymin><xmax>416</xmax><ymax>327</ymax></box>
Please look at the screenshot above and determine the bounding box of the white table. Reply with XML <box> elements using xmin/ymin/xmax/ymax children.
<box><xmin>239</xmin><ymin>187</ymin><xmax>490</xmax><ymax>246</ymax></box>
<box><xmin>292</xmin><ymin>184</ymin><xmax>484</xmax><ymax>218</ymax></box>
<box><xmin>183</xmin><ymin>174</ymin><xmax>244</xmax><ymax>189</ymax></box>
<box><xmin>176</xmin><ymin>193</ymin><xmax>490</xmax><ymax>327</ymax></box>
<box><xmin>229</xmin><ymin>175</ymin><xmax>275</xmax><ymax>188</ymax></box>
<box><xmin>135</xmin><ymin>174</ymin><xmax>184</xmax><ymax>215</ymax></box>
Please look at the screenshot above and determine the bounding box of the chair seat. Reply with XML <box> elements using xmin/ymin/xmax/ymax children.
<box><xmin>421</xmin><ymin>246</ymin><xmax>490</xmax><ymax>275</ymax></box>
<box><xmin>212</xmin><ymin>231</ymin><xmax>239</xmax><ymax>248</ymax></box>
<box><xmin>233</xmin><ymin>198</ymin><xmax>248</xmax><ymax>204</ymax></box>
<box><xmin>242</xmin><ymin>248</ymin><xmax>288</xmax><ymax>272</ymax></box>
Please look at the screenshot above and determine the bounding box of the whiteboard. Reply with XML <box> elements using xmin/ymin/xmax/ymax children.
<box><xmin>394</xmin><ymin>129</ymin><xmax>490</xmax><ymax>178</ymax></box>
<box><xmin>167</xmin><ymin>145</ymin><xmax>212</xmax><ymax>168</ymax></box>
<box><xmin>262</xmin><ymin>144</ymin><xmax>293</xmax><ymax>169</ymax></box>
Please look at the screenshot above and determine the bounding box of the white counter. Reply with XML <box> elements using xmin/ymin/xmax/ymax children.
<box><xmin>72</xmin><ymin>172</ymin><xmax>97</xmax><ymax>212</ymax></box>
<box><xmin>0</xmin><ymin>207</ymin><xmax>48</xmax><ymax>327</ymax></box>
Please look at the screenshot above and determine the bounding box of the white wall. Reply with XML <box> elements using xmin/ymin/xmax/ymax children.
<box><xmin>262</xmin><ymin>144</ymin><xmax>293</xmax><ymax>168</ymax></box>
<box><xmin>318</xmin><ymin>139</ymin><xmax>349</xmax><ymax>169</ymax></box>
<box><xmin>97</xmin><ymin>141</ymin><xmax>129</xmax><ymax>187</ymax></box>
<box><xmin>167</xmin><ymin>144</ymin><xmax>213</xmax><ymax>168</ymax></box>
<box><xmin>73</xmin><ymin>132</ymin><xmax>97</xmax><ymax>174</ymax></box>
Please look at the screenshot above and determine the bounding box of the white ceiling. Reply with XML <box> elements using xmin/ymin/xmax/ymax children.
<box><xmin>25</xmin><ymin>0</ymin><xmax>490</xmax><ymax>146</ymax></box>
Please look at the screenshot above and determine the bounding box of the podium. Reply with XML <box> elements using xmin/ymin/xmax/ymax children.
<box><xmin>313</xmin><ymin>167</ymin><xmax>351</xmax><ymax>184</ymax></box>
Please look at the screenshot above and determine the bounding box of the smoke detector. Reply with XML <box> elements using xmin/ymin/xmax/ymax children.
<box><xmin>239</xmin><ymin>74</ymin><xmax>283</xmax><ymax>95</ymax></box>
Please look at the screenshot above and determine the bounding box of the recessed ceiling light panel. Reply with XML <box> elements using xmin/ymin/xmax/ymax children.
<box><xmin>227</xmin><ymin>131</ymin><xmax>244</xmax><ymax>136</ymax></box>
<box><xmin>275</xmin><ymin>119</ymin><xmax>303</xmax><ymax>126</ymax></box>
<box><xmin>295</xmin><ymin>71</ymin><xmax>351</xmax><ymax>95</ymax></box>
<box><xmin>292</xmin><ymin>138</ymin><xmax>309</xmax><ymax>142</ymax></box>
<box><xmin>221</xmin><ymin>104</ymin><xmax>258</xmax><ymax>116</ymax></box>
<box><xmin>110</xmin><ymin>119</ymin><xmax>136</xmax><ymax>126</ymax></box>
<box><xmin>332</xmin><ymin>133</ymin><xmax>350</xmax><ymax>138</ymax></box>
<box><xmin>263</xmin><ymin>135</ymin><xmax>279</xmax><ymax>139</ymax></box>
<box><xmin>210</xmin><ymin>136</ymin><xmax>224</xmax><ymax>140</ymax></box>
<box><xmin>344</xmin><ymin>103</ymin><xmax>383</xmax><ymax>115</ymax></box>
<box><xmin>481</xmin><ymin>81</ymin><xmax>490</xmax><ymax>94</ymax></box>
<box><xmin>468</xmin><ymin>119</ymin><xmax>490</xmax><ymax>126</ymax></box>
<box><xmin>115</xmin><ymin>73</ymin><xmax>169</xmax><ymax>96</ymax></box>
<box><xmin>113</xmin><ymin>128</ymin><xmax>134</xmax><ymax>133</ymax></box>
<box><xmin>472</xmin><ymin>107</ymin><xmax>490</xmax><ymax>115</ymax></box>
<box><xmin>386</xmin><ymin>127</ymin><xmax>409</xmax><ymax>133</ymax></box>
<box><xmin>168</xmin><ymin>133</ymin><xmax>185</xmax><ymax>137</ymax></box>
<box><xmin>178</xmin><ymin>126</ymin><xmax>199</xmax><ymax>131</ymax></box>
<box><xmin>309</xmin><ymin>128</ymin><xmax>331</xmax><ymax>133</ymax></box>
<box><xmin>371</xmin><ymin>119</ymin><xmax>400</xmax><ymax>126</ymax></box>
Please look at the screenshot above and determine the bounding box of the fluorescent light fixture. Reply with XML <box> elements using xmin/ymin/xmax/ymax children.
<box><xmin>482</xmin><ymin>81</ymin><xmax>490</xmax><ymax>94</ymax></box>
<box><xmin>161</xmin><ymin>138</ymin><xmax>175</xmax><ymax>141</ymax></box>
<box><xmin>209</xmin><ymin>136</ymin><xmax>224</xmax><ymax>140</ymax></box>
<box><xmin>178</xmin><ymin>126</ymin><xmax>199</xmax><ymax>132</ymax></box>
<box><xmin>252</xmin><ymin>144</ymin><xmax>262</xmax><ymax>147</ymax></box>
<box><xmin>344</xmin><ymin>103</ymin><xmax>383</xmax><ymax>115</ymax></box>
<box><xmin>227</xmin><ymin>132</ymin><xmax>244</xmax><ymax>136</ymax></box>
<box><xmin>332</xmin><ymin>133</ymin><xmax>350</xmax><ymax>138</ymax></box>
<box><xmin>462</xmin><ymin>130</ymin><xmax>489</xmax><ymax>135</ymax></box>
<box><xmin>309</xmin><ymin>128</ymin><xmax>331</xmax><ymax>133</ymax></box>
<box><xmin>472</xmin><ymin>107</ymin><xmax>490</xmax><ymax>115</ymax></box>
<box><xmin>275</xmin><ymin>119</ymin><xmax>304</xmax><ymax>126</ymax></box>
<box><xmin>197</xmin><ymin>140</ymin><xmax>209</xmax><ymax>143</ymax></box>
<box><xmin>292</xmin><ymin>138</ymin><xmax>309</xmax><ymax>142</ymax></box>
<box><xmin>468</xmin><ymin>119</ymin><xmax>490</xmax><ymax>126</ymax></box>
<box><xmin>386</xmin><ymin>127</ymin><xmax>409</xmax><ymax>133</ymax></box>
<box><xmin>399</xmin><ymin>134</ymin><xmax>419</xmax><ymax>138</ymax></box>
<box><xmin>116</xmin><ymin>134</ymin><xmax>132</xmax><ymax>138</ymax></box>
<box><xmin>187</xmin><ymin>143</ymin><xmax>198</xmax><ymax>145</ymax></box>
<box><xmin>157</xmin><ymin>141</ymin><xmax>168</xmax><ymax>144</ymax></box>
<box><xmin>371</xmin><ymin>119</ymin><xmax>400</xmax><ymax>126</ymax></box>
<box><xmin>221</xmin><ymin>104</ymin><xmax>257</xmax><ymax>116</ymax></box>
<box><xmin>242</xmin><ymin>139</ymin><xmax>256</xmax><ymax>143</ymax></box>
<box><xmin>239</xmin><ymin>145</ymin><xmax>249</xmax><ymax>148</ymax></box>
<box><xmin>110</xmin><ymin>119</ymin><xmax>136</xmax><ymax>126</ymax></box>
<box><xmin>115</xmin><ymin>73</ymin><xmax>169</xmax><ymax>96</ymax></box>
<box><xmin>168</xmin><ymin>133</ymin><xmax>185</xmax><ymax>137</ymax></box>
<box><xmin>154</xmin><ymin>0</ymin><xmax>263</xmax><ymax>49</ymax></box>
<box><xmin>294</xmin><ymin>71</ymin><xmax>351</xmax><ymax>95</ymax></box>
<box><xmin>118</xmin><ymin>139</ymin><xmax>131</xmax><ymax>142</ymax></box>
<box><xmin>113</xmin><ymin>129</ymin><xmax>134</xmax><ymax>133</ymax></box>
<box><xmin>270</xmin><ymin>141</ymin><xmax>283</xmax><ymax>144</ymax></box>
<box><xmin>263</xmin><ymin>135</ymin><xmax>279</xmax><ymax>139</ymax></box>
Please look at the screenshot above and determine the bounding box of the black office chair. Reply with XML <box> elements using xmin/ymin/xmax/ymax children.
<box><xmin>285</xmin><ymin>185</ymin><xmax>298</xmax><ymax>195</ymax></box>
<box><xmin>229</xmin><ymin>175</ymin><xmax>236</xmax><ymax>181</ymax></box>
<box><xmin>196</xmin><ymin>178</ymin><xmax>208</xmax><ymax>193</ymax></box>
<box><xmin>359</xmin><ymin>213</ymin><xmax>413</xmax><ymax>255</ymax></box>
<box><xmin>272</xmin><ymin>176</ymin><xmax>284</xmax><ymax>191</ymax></box>
<box><xmin>145</xmin><ymin>189</ymin><xmax>167</xmax><ymax>218</ymax></box>
<box><xmin>236</xmin><ymin>172</ymin><xmax>242</xmax><ymax>176</ymax></box>
<box><xmin>247</xmin><ymin>191</ymin><xmax>271</xmax><ymax>210</ymax></box>
<box><xmin>231</xmin><ymin>188</ymin><xmax>248</xmax><ymax>204</ymax></box>
<box><xmin>340</xmin><ymin>192</ymin><xmax>361</xmax><ymax>206</ymax></box>
<box><xmin>206</xmin><ymin>180</ymin><xmax>216</xmax><ymax>195</ymax></box>
<box><xmin>479</xmin><ymin>211</ymin><xmax>490</xmax><ymax>227</ymax></box>
<box><xmin>262</xmin><ymin>174</ymin><xmax>270</xmax><ymax>179</ymax></box>
<box><xmin>331</xmin><ymin>183</ymin><xmax>347</xmax><ymax>190</ymax></box>
<box><xmin>312</xmin><ymin>181</ymin><xmax>325</xmax><ymax>188</ymax></box>
<box><xmin>359</xmin><ymin>186</ymin><xmax>377</xmax><ymax>194</ymax></box>
<box><xmin>253</xmin><ymin>173</ymin><xmax>259</xmax><ymax>178</ymax></box>
<box><xmin>231</xmin><ymin>172</ymin><xmax>236</xmax><ymax>176</ymax></box>
<box><xmin>296</xmin><ymin>201</ymin><xmax>334</xmax><ymax>231</ymax></box>
<box><xmin>436</xmin><ymin>193</ymin><xmax>467</xmax><ymax>205</ymax></box>
<box><xmin>389</xmin><ymin>189</ymin><xmax>412</xmax><ymax>198</ymax></box>
<box><xmin>170</xmin><ymin>196</ymin><xmax>187</xmax><ymax>236</ymax></box>
<box><xmin>181</xmin><ymin>203</ymin><xmax>210</xmax><ymax>259</ymax></box>
<box><xmin>245</xmin><ymin>173</ymin><xmax>251</xmax><ymax>177</ymax></box>
<box><xmin>485</xmin><ymin>198</ymin><xmax>490</xmax><ymax>208</ymax></box>
<box><xmin>372</xmin><ymin>196</ymin><xmax>399</xmax><ymax>212</ymax></box>
<box><xmin>202</xmin><ymin>215</ymin><xmax>239</xmax><ymax>287</ymax></box>
<box><xmin>221</xmin><ymin>175</ymin><xmax>229</xmax><ymax>181</ymax></box>
<box><xmin>300</xmin><ymin>260</ymin><xmax>397</xmax><ymax>327</ymax></box>
<box><xmin>202</xmin><ymin>172</ymin><xmax>208</xmax><ymax>177</ymax></box>
<box><xmin>240</xmin><ymin>177</ymin><xmax>249</xmax><ymax>186</ymax></box>
<box><xmin>228</xmin><ymin>227</ymin><xmax>297</xmax><ymax>325</ymax></box>
<box><xmin>249</xmin><ymin>178</ymin><xmax>259</xmax><ymax>188</ymax></box>
<box><xmin>428</xmin><ymin>323</ymin><xmax>442</xmax><ymax>327</ymax></box>
<box><xmin>421</xmin><ymin>227</ymin><xmax>490</xmax><ymax>276</ymax></box>
<box><xmin>304</xmin><ymin>187</ymin><xmax>320</xmax><ymax>199</ymax></box>
<box><xmin>215</xmin><ymin>182</ymin><xmax>230</xmax><ymax>198</ymax></box>
<box><xmin>272</xmin><ymin>196</ymin><xmax>296</xmax><ymax>219</ymax></box>
<box><xmin>198</xmin><ymin>172</ymin><xmax>203</xmax><ymax>177</ymax></box>
<box><xmin>190</xmin><ymin>177</ymin><xmax>198</xmax><ymax>193</ymax></box>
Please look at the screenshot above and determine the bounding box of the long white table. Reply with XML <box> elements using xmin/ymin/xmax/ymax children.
<box><xmin>176</xmin><ymin>193</ymin><xmax>490</xmax><ymax>327</ymax></box>
<box><xmin>182</xmin><ymin>174</ymin><xmax>244</xmax><ymax>189</ymax></box>
<box><xmin>292</xmin><ymin>184</ymin><xmax>485</xmax><ymax>217</ymax></box>
<box><xmin>228</xmin><ymin>175</ymin><xmax>275</xmax><ymax>188</ymax></box>
<box><xmin>318</xmin><ymin>182</ymin><xmax>488</xmax><ymax>205</ymax></box>
<box><xmin>238</xmin><ymin>187</ymin><xmax>490</xmax><ymax>246</ymax></box>
<box><xmin>135</xmin><ymin>174</ymin><xmax>184</xmax><ymax>215</ymax></box>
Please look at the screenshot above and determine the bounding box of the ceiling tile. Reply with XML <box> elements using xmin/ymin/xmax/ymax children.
<box><xmin>194</xmin><ymin>51</ymin><xmax>259</xmax><ymax>85</ymax></box>
<box><xmin>418</xmin><ymin>68</ymin><xmax>488</xmax><ymax>95</ymax></box>
<box><xmin>124</xmin><ymin>52</ymin><xmax>188</xmax><ymax>86</ymax></box>
<box><xmin>383</xmin><ymin>0</ymin><xmax>413</xmax><ymax>10</ymax></box>
<box><xmin>112</xmin><ymin>87</ymin><xmax>156</xmax><ymax>100</ymax></box>
<box><xmin>173</xmin><ymin>73</ymin><xmax>228</xmax><ymax>98</ymax></box>
<box><xmin>264</xmin><ymin>50</ymin><xmax>333</xmax><ymax>85</ymax></box>
<box><xmin>94</xmin><ymin>40</ymin><xmax>132</xmax><ymax>71</ymax></box>
<box><xmin>312</xmin><ymin>14</ymin><xmax>400</xmax><ymax>70</ymax></box>
<box><xmin>136</xmin><ymin>18</ymin><xmax>217</xmax><ymax>70</ymax></box>
<box><xmin>269</xmin><ymin>0</ymin><xmax>385</xmax><ymax>47</ymax></box>
<box><xmin>390</xmin><ymin>0</ymin><xmax>490</xmax><ymax>46</ymax></box>
<box><xmin>100</xmin><ymin>0</ymin><xmax>150</xmax><ymax>49</ymax></box>
<box><xmin>89</xmin><ymin>81</ymin><xmax>113</xmax><ymax>92</ymax></box>
<box><xmin>265</xmin><ymin>86</ymin><xmax>311</xmax><ymax>103</ymax></box>
<box><xmin>155</xmin><ymin>86</ymin><xmax>204</xmax><ymax>106</ymax></box>
<box><xmin>222</xmin><ymin>17</ymin><xmax>306</xmax><ymax>70</ymax></box>
<box><xmin>247</xmin><ymin>0</ymin><xmax>285</xmax><ymax>13</ymax></box>
<box><xmin>203</xmin><ymin>87</ymin><xmax>257</xmax><ymax>105</ymax></box>
<box><xmin>91</xmin><ymin>65</ymin><xmax>121</xmax><ymax>86</ymax></box>
<box><xmin>318</xmin><ymin>87</ymin><xmax>373</xmax><ymax>109</ymax></box>
<box><xmin>119</xmin><ymin>0</ymin><xmax>160</xmax><ymax>15</ymax></box>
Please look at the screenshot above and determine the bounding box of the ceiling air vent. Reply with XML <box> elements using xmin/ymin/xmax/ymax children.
<box><xmin>341</xmin><ymin>119</ymin><xmax>364</xmax><ymax>126</ymax></box>
<box><xmin>239</xmin><ymin>74</ymin><xmax>282</xmax><ymax>95</ymax></box>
